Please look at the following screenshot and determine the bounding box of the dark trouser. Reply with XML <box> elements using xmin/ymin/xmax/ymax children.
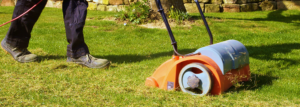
<box><xmin>5</xmin><ymin>0</ymin><xmax>89</xmax><ymax>58</ymax></box>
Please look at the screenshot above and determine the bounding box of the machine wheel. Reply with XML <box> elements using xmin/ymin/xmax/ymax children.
<box><xmin>178</xmin><ymin>63</ymin><xmax>213</xmax><ymax>96</ymax></box>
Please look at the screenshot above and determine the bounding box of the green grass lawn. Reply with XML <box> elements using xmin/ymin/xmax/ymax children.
<box><xmin>1</xmin><ymin>6</ymin><xmax>300</xmax><ymax>106</ymax></box>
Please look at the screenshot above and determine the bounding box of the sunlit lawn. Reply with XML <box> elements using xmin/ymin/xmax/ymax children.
<box><xmin>0</xmin><ymin>6</ymin><xmax>300</xmax><ymax>106</ymax></box>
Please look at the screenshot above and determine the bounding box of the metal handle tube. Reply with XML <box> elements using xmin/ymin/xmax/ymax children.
<box><xmin>155</xmin><ymin>0</ymin><xmax>182</xmax><ymax>56</ymax></box>
<box><xmin>155</xmin><ymin>0</ymin><xmax>183</xmax><ymax>56</ymax></box>
<box><xmin>194</xmin><ymin>0</ymin><xmax>213</xmax><ymax>45</ymax></box>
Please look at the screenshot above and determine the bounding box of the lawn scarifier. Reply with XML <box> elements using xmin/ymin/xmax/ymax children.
<box><xmin>145</xmin><ymin>0</ymin><xmax>251</xmax><ymax>96</ymax></box>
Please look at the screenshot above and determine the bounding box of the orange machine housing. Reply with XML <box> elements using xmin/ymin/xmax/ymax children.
<box><xmin>145</xmin><ymin>55</ymin><xmax>250</xmax><ymax>95</ymax></box>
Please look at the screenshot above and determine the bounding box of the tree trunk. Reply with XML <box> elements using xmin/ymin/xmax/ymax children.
<box><xmin>148</xmin><ymin>0</ymin><xmax>186</xmax><ymax>19</ymax></box>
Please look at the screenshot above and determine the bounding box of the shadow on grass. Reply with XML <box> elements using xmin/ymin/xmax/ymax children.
<box><xmin>189</xmin><ymin>15</ymin><xmax>222</xmax><ymax>21</ymax></box>
<box><xmin>228</xmin><ymin>43</ymin><xmax>300</xmax><ymax>92</ymax></box>
<box><xmin>191</xmin><ymin>10</ymin><xmax>300</xmax><ymax>27</ymax></box>
<box><xmin>259</xmin><ymin>10</ymin><xmax>300</xmax><ymax>24</ymax></box>
<box><xmin>247</xmin><ymin>10</ymin><xmax>299</xmax><ymax>26</ymax></box>
<box><xmin>38</xmin><ymin>55</ymin><xmax>66</xmax><ymax>61</ymax></box>
<box><xmin>247</xmin><ymin>43</ymin><xmax>300</xmax><ymax>69</ymax></box>
<box><xmin>227</xmin><ymin>10</ymin><xmax>300</xmax><ymax>26</ymax></box>
<box><xmin>36</xmin><ymin>49</ymin><xmax>197</xmax><ymax>63</ymax></box>
<box><xmin>97</xmin><ymin>48</ymin><xmax>198</xmax><ymax>64</ymax></box>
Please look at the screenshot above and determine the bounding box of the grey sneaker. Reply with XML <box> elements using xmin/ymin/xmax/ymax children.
<box><xmin>67</xmin><ymin>54</ymin><xmax>110</xmax><ymax>69</ymax></box>
<box><xmin>1</xmin><ymin>39</ymin><xmax>38</xmax><ymax>63</ymax></box>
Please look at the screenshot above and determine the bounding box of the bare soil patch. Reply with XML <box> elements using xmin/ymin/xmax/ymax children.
<box><xmin>101</xmin><ymin>17</ymin><xmax>204</xmax><ymax>29</ymax></box>
<box><xmin>138</xmin><ymin>19</ymin><xmax>203</xmax><ymax>29</ymax></box>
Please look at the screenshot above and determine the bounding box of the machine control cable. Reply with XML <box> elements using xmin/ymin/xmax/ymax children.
<box><xmin>0</xmin><ymin>0</ymin><xmax>43</xmax><ymax>27</ymax></box>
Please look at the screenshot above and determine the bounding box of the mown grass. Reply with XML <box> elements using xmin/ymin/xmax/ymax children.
<box><xmin>1</xmin><ymin>6</ymin><xmax>300</xmax><ymax>106</ymax></box>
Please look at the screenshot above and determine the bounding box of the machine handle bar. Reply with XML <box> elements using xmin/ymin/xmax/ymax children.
<box><xmin>155</xmin><ymin>0</ymin><xmax>181</xmax><ymax>56</ymax></box>
<box><xmin>194</xmin><ymin>0</ymin><xmax>213</xmax><ymax>45</ymax></box>
<box><xmin>154</xmin><ymin>0</ymin><xmax>213</xmax><ymax>56</ymax></box>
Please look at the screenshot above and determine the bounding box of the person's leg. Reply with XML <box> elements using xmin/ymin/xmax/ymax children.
<box><xmin>62</xmin><ymin>0</ymin><xmax>110</xmax><ymax>68</ymax></box>
<box><xmin>1</xmin><ymin>0</ymin><xmax>48</xmax><ymax>63</ymax></box>
<box><xmin>62</xmin><ymin>0</ymin><xmax>89</xmax><ymax>58</ymax></box>
<box><xmin>5</xmin><ymin>0</ymin><xmax>47</xmax><ymax>48</ymax></box>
